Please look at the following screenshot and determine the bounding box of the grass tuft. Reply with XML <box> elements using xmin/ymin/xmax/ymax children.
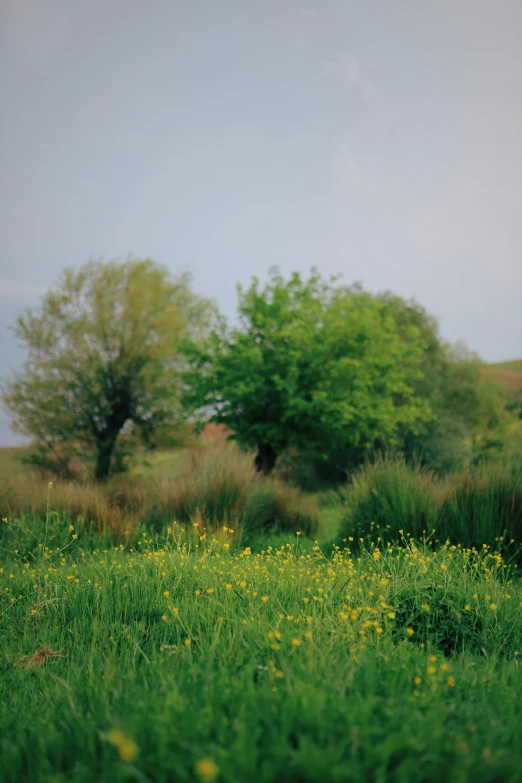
<box><xmin>336</xmin><ymin>455</ymin><xmax>522</xmax><ymax>556</ymax></box>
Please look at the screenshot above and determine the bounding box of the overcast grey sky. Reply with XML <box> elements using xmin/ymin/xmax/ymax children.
<box><xmin>1</xmin><ymin>0</ymin><xmax>521</xmax><ymax>443</ymax></box>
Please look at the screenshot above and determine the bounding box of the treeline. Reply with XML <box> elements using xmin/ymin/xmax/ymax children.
<box><xmin>1</xmin><ymin>259</ymin><xmax>519</xmax><ymax>484</ymax></box>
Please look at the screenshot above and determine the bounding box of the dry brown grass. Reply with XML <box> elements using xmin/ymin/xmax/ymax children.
<box><xmin>16</xmin><ymin>647</ymin><xmax>64</xmax><ymax>668</ymax></box>
<box><xmin>482</xmin><ymin>367</ymin><xmax>522</xmax><ymax>390</ymax></box>
<box><xmin>0</xmin><ymin>441</ymin><xmax>319</xmax><ymax>540</ymax></box>
<box><xmin>200</xmin><ymin>422</ymin><xmax>234</xmax><ymax>446</ymax></box>
<box><xmin>0</xmin><ymin>473</ymin><xmax>143</xmax><ymax>537</ymax></box>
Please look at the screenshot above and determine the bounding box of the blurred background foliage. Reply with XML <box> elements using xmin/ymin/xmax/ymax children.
<box><xmin>0</xmin><ymin>260</ymin><xmax>520</xmax><ymax>510</ymax></box>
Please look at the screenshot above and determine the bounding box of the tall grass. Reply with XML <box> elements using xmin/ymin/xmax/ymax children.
<box><xmin>1</xmin><ymin>535</ymin><xmax>521</xmax><ymax>782</ymax></box>
<box><xmin>141</xmin><ymin>443</ymin><xmax>318</xmax><ymax>539</ymax></box>
<box><xmin>440</xmin><ymin>460</ymin><xmax>522</xmax><ymax>549</ymax></box>
<box><xmin>1</xmin><ymin>442</ymin><xmax>319</xmax><ymax>544</ymax></box>
<box><xmin>0</xmin><ymin>475</ymin><xmax>135</xmax><ymax>534</ymax></box>
<box><xmin>336</xmin><ymin>455</ymin><xmax>522</xmax><ymax>555</ymax></box>
<box><xmin>336</xmin><ymin>456</ymin><xmax>441</xmax><ymax>544</ymax></box>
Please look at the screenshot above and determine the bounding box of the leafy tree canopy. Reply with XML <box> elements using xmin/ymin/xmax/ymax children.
<box><xmin>187</xmin><ymin>268</ymin><xmax>433</xmax><ymax>473</ymax></box>
<box><xmin>377</xmin><ymin>293</ymin><xmax>512</xmax><ymax>471</ymax></box>
<box><xmin>2</xmin><ymin>259</ymin><xmax>215</xmax><ymax>479</ymax></box>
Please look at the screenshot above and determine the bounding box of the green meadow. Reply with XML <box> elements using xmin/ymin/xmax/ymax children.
<box><xmin>1</xmin><ymin>261</ymin><xmax>521</xmax><ymax>781</ymax></box>
<box><xmin>1</xmin><ymin>447</ymin><xmax>522</xmax><ymax>783</ymax></box>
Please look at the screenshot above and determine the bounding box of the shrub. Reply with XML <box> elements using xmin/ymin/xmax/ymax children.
<box><xmin>275</xmin><ymin>445</ymin><xmax>368</xmax><ymax>492</ymax></box>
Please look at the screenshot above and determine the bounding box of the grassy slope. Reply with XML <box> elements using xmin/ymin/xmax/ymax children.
<box><xmin>0</xmin><ymin>446</ymin><xmax>189</xmax><ymax>479</ymax></box>
<box><xmin>130</xmin><ymin>448</ymin><xmax>189</xmax><ymax>477</ymax></box>
<box><xmin>487</xmin><ymin>360</ymin><xmax>522</xmax><ymax>372</ymax></box>
<box><xmin>482</xmin><ymin>359</ymin><xmax>522</xmax><ymax>390</ymax></box>
<box><xmin>1</xmin><ymin>537</ymin><xmax>521</xmax><ymax>783</ymax></box>
<box><xmin>0</xmin><ymin>446</ymin><xmax>32</xmax><ymax>476</ymax></box>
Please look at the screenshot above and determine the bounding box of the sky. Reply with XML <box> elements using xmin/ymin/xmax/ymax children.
<box><xmin>0</xmin><ymin>0</ymin><xmax>521</xmax><ymax>444</ymax></box>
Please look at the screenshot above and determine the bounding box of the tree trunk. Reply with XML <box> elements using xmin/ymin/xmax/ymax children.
<box><xmin>254</xmin><ymin>443</ymin><xmax>278</xmax><ymax>475</ymax></box>
<box><xmin>94</xmin><ymin>435</ymin><xmax>118</xmax><ymax>481</ymax></box>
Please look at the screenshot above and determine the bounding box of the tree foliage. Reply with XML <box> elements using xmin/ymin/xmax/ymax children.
<box><xmin>377</xmin><ymin>293</ymin><xmax>512</xmax><ymax>471</ymax></box>
<box><xmin>187</xmin><ymin>268</ymin><xmax>432</xmax><ymax>474</ymax></box>
<box><xmin>2</xmin><ymin>259</ymin><xmax>215</xmax><ymax>479</ymax></box>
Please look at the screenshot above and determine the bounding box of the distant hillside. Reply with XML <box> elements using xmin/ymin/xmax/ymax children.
<box><xmin>482</xmin><ymin>359</ymin><xmax>522</xmax><ymax>391</ymax></box>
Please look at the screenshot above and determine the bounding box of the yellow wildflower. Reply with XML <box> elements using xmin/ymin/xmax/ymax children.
<box><xmin>195</xmin><ymin>758</ymin><xmax>219</xmax><ymax>782</ymax></box>
<box><xmin>106</xmin><ymin>729</ymin><xmax>138</xmax><ymax>763</ymax></box>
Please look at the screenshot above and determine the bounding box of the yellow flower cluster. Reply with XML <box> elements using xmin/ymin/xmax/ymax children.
<box><xmin>1</xmin><ymin>520</ymin><xmax>518</xmax><ymax>702</ymax></box>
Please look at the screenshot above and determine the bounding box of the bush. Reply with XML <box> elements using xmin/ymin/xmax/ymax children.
<box><xmin>336</xmin><ymin>455</ymin><xmax>522</xmax><ymax>556</ymax></box>
<box><xmin>275</xmin><ymin>445</ymin><xmax>368</xmax><ymax>491</ymax></box>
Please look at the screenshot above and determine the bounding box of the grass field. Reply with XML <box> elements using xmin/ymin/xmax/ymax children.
<box><xmin>1</xmin><ymin>526</ymin><xmax>521</xmax><ymax>783</ymax></box>
<box><xmin>485</xmin><ymin>359</ymin><xmax>522</xmax><ymax>373</ymax></box>
<box><xmin>1</xmin><ymin>438</ymin><xmax>522</xmax><ymax>782</ymax></box>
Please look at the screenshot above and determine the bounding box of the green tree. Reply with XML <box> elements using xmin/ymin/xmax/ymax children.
<box><xmin>187</xmin><ymin>268</ymin><xmax>432</xmax><ymax>474</ymax></box>
<box><xmin>2</xmin><ymin>259</ymin><xmax>215</xmax><ymax>480</ymax></box>
<box><xmin>376</xmin><ymin>292</ymin><xmax>509</xmax><ymax>471</ymax></box>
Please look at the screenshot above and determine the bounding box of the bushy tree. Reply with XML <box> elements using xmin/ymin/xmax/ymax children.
<box><xmin>187</xmin><ymin>268</ymin><xmax>432</xmax><ymax>474</ymax></box>
<box><xmin>377</xmin><ymin>293</ymin><xmax>512</xmax><ymax>471</ymax></box>
<box><xmin>2</xmin><ymin>259</ymin><xmax>215</xmax><ymax>479</ymax></box>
